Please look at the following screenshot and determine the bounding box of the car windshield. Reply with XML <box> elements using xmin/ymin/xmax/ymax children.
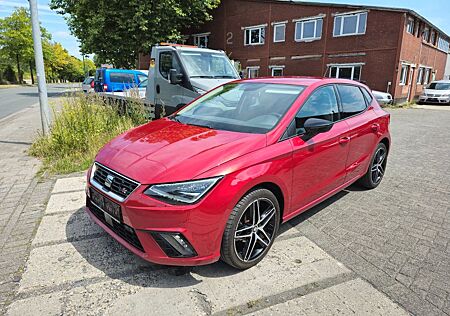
<box><xmin>173</xmin><ymin>83</ymin><xmax>305</xmax><ymax>134</ymax></box>
<box><xmin>428</xmin><ymin>82</ymin><xmax>450</xmax><ymax>90</ymax></box>
<box><xmin>180</xmin><ymin>51</ymin><xmax>238</xmax><ymax>79</ymax></box>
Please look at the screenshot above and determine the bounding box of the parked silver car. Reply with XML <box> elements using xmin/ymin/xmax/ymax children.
<box><xmin>418</xmin><ymin>80</ymin><xmax>450</xmax><ymax>105</ymax></box>
<box><xmin>372</xmin><ymin>90</ymin><xmax>393</xmax><ymax>106</ymax></box>
<box><xmin>82</xmin><ymin>76</ymin><xmax>95</xmax><ymax>93</ymax></box>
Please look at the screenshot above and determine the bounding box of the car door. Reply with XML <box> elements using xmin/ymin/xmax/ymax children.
<box><xmin>288</xmin><ymin>85</ymin><xmax>350</xmax><ymax>213</ymax></box>
<box><xmin>336</xmin><ymin>84</ymin><xmax>380</xmax><ymax>183</ymax></box>
<box><xmin>155</xmin><ymin>50</ymin><xmax>184</xmax><ymax>111</ymax></box>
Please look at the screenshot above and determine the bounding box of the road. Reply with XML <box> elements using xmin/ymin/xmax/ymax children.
<box><xmin>0</xmin><ymin>84</ymin><xmax>77</xmax><ymax>120</ymax></box>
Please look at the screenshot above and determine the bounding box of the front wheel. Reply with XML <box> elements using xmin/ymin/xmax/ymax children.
<box><xmin>358</xmin><ymin>142</ymin><xmax>388</xmax><ymax>189</ymax></box>
<box><xmin>221</xmin><ymin>189</ymin><xmax>280</xmax><ymax>269</ymax></box>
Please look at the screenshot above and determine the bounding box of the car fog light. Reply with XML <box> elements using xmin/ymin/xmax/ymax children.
<box><xmin>151</xmin><ymin>232</ymin><xmax>197</xmax><ymax>258</ymax></box>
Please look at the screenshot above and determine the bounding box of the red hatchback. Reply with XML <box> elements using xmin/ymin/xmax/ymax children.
<box><xmin>86</xmin><ymin>77</ymin><xmax>390</xmax><ymax>269</ymax></box>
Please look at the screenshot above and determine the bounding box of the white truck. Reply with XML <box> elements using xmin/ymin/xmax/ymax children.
<box><xmin>145</xmin><ymin>44</ymin><xmax>240</xmax><ymax>114</ymax></box>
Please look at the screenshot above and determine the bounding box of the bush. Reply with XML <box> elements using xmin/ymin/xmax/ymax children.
<box><xmin>30</xmin><ymin>93</ymin><xmax>149</xmax><ymax>175</ymax></box>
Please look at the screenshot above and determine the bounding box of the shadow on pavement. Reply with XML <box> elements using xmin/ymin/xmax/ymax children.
<box><xmin>66</xmin><ymin>207</ymin><xmax>240</xmax><ymax>288</ymax></box>
<box><xmin>17</xmin><ymin>92</ymin><xmax>74</xmax><ymax>98</ymax></box>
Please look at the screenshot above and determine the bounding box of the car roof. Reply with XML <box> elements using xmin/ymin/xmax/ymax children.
<box><xmin>237</xmin><ymin>76</ymin><xmax>365</xmax><ymax>87</ymax></box>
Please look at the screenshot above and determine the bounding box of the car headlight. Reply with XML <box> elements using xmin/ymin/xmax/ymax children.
<box><xmin>144</xmin><ymin>176</ymin><xmax>222</xmax><ymax>204</ymax></box>
<box><xmin>193</xmin><ymin>86</ymin><xmax>207</xmax><ymax>95</ymax></box>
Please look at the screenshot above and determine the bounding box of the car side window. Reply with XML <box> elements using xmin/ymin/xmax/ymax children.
<box><xmin>295</xmin><ymin>85</ymin><xmax>339</xmax><ymax>134</ymax></box>
<box><xmin>360</xmin><ymin>87</ymin><xmax>373</xmax><ymax>104</ymax></box>
<box><xmin>159</xmin><ymin>52</ymin><xmax>181</xmax><ymax>80</ymax></box>
<box><xmin>337</xmin><ymin>85</ymin><xmax>367</xmax><ymax>118</ymax></box>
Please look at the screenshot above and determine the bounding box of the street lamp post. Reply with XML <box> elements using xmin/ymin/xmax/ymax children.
<box><xmin>28</xmin><ymin>0</ymin><xmax>51</xmax><ymax>135</ymax></box>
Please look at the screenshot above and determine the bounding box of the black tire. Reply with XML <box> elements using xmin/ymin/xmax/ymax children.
<box><xmin>358</xmin><ymin>142</ymin><xmax>388</xmax><ymax>189</ymax></box>
<box><xmin>221</xmin><ymin>188</ymin><xmax>280</xmax><ymax>270</ymax></box>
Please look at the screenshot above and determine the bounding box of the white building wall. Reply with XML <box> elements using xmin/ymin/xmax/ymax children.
<box><xmin>445</xmin><ymin>54</ymin><xmax>450</xmax><ymax>80</ymax></box>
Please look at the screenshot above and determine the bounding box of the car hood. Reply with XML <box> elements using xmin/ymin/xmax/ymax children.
<box><xmin>190</xmin><ymin>78</ymin><xmax>237</xmax><ymax>92</ymax></box>
<box><xmin>423</xmin><ymin>89</ymin><xmax>450</xmax><ymax>95</ymax></box>
<box><xmin>95</xmin><ymin>119</ymin><xmax>267</xmax><ymax>184</ymax></box>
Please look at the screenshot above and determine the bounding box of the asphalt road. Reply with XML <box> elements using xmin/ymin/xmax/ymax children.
<box><xmin>0</xmin><ymin>84</ymin><xmax>77</xmax><ymax>120</ymax></box>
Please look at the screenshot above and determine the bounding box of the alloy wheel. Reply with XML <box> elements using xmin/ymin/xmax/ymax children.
<box><xmin>371</xmin><ymin>147</ymin><xmax>387</xmax><ymax>184</ymax></box>
<box><xmin>234</xmin><ymin>198</ymin><xmax>277</xmax><ymax>262</ymax></box>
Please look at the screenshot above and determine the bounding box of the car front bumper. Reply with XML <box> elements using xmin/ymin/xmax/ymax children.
<box><xmin>85</xmin><ymin>172</ymin><xmax>237</xmax><ymax>266</ymax></box>
<box><xmin>418</xmin><ymin>96</ymin><xmax>450</xmax><ymax>104</ymax></box>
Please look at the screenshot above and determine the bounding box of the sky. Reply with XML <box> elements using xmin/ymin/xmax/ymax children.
<box><xmin>1</xmin><ymin>0</ymin><xmax>450</xmax><ymax>60</ymax></box>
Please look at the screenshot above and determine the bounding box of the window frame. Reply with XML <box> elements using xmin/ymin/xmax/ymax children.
<box><xmin>423</xmin><ymin>68</ymin><xmax>432</xmax><ymax>85</ymax></box>
<box><xmin>294</xmin><ymin>18</ymin><xmax>323</xmax><ymax>42</ymax></box>
<box><xmin>246</xmin><ymin>66</ymin><xmax>260</xmax><ymax>78</ymax></box>
<box><xmin>244</xmin><ymin>25</ymin><xmax>266</xmax><ymax>46</ymax></box>
<box><xmin>273</xmin><ymin>22</ymin><xmax>286</xmax><ymax>43</ymax></box>
<box><xmin>417</xmin><ymin>67</ymin><xmax>424</xmax><ymax>85</ymax></box>
<box><xmin>192</xmin><ymin>33</ymin><xmax>210</xmax><ymax>48</ymax></box>
<box><xmin>399</xmin><ymin>64</ymin><xmax>409</xmax><ymax>86</ymax></box>
<box><xmin>422</xmin><ymin>27</ymin><xmax>430</xmax><ymax>42</ymax></box>
<box><xmin>270</xmin><ymin>66</ymin><xmax>284</xmax><ymax>77</ymax></box>
<box><xmin>406</xmin><ymin>18</ymin><xmax>415</xmax><ymax>35</ymax></box>
<box><xmin>333</xmin><ymin>11</ymin><xmax>368</xmax><ymax>37</ymax></box>
<box><xmin>328</xmin><ymin>63</ymin><xmax>363</xmax><ymax>81</ymax></box>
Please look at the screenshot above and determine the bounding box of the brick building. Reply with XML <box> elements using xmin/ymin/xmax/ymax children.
<box><xmin>174</xmin><ymin>0</ymin><xmax>449</xmax><ymax>103</ymax></box>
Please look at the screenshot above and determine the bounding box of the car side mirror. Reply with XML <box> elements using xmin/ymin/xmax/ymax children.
<box><xmin>169</xmin><ymin>69</ymin><xmax>183</xmax><ymax>85</ymax></box>
<box><xmin>300</xmin><ymin>118</ymin><xmax>334</xmax><ymax>135</ymax></box>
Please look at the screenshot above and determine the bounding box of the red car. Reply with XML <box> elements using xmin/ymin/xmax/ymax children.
<box><xmin>86</xmin><ymin>77</ymin><xmax>390</xmax><ymax>269</ymax></box>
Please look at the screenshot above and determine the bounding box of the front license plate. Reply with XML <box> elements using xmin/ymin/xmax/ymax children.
<box><xmin>90</xmin><ymin>188</ymin><xmax>122</xmax><ymax>222</ymax></box>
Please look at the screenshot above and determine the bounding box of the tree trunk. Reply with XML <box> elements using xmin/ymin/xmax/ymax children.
<box><xmin>16</xmin><ymin>54</ymin><xmax>22</xmax><ymax>84</ymax></box>
<box><xmin>29</xmin><ymin>61</ymin><xmax>34</xmax><ymax>84</ymax></box>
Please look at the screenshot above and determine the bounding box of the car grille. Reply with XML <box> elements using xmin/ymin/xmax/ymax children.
<box><xmin>87</xmin><ymin>198</ymin><xmax>145</xmax><ymax>252</ymax></box>
<box><xmin>93</xmin><ymin>163</ymin><xmax>139</xmax><ymax>199</ymax></box>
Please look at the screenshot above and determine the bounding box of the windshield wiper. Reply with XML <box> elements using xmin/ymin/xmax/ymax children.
<box><xmin>168</xmin><ymin>115</ymin><xmax>181</xmax><ymax>123</ymax></box>
<box><xmin>213</xmin><ymin>75</ymin><xmax>236</xmax><ymax>79</ymax></box>
<box><xmin>187</xmin><ymin>122</ymin><xmax>213</xmax><ymax>129</ymax></box>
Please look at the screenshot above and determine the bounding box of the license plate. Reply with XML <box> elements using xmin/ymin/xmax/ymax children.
<box><xmin>90</xmin><ymin>188</ymin><xmax>122</xmax><ymax>222</ymax></box>
<box><xmin>428</xmin><ymin>98</ymin><xmax>438</xmax><ymax>102</ymax></box>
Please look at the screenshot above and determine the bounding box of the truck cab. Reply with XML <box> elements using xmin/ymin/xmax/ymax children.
<box><xmin>146</xmin><ymin>44</ymin><xmax>240</xmax><ymax>114</ymax></box>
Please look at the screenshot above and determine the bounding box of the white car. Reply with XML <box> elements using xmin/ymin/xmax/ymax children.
<box><xmin>418</xmin><ymin>80</ymin><xmax>450</xmax><ymax>105</ymax></box>
<box><xmin>372</xmin><ymin>90</ymin><xmax>393</xmax><ymax>106</ymax></box>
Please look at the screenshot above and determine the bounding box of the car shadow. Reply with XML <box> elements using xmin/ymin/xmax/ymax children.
<box><xmin>67</xmin><ymin>186</ymin><xmax>354</xmax><ymax>288</ymax></box>
<box><xmin>17</xmin><ymin>92</ymin><xmax>74</xmax><ymax>98</ymax></box>
<box><xmin>66</xmin><ymin>207</ymin><xmax>240</xmax><ymax>289</ymax></box>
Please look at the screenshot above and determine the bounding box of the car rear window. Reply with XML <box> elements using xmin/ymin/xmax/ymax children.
<box><xmin>337</xmin><ymin>85</ymin><xmax>367</xmax><ymax>118</ymax></box>
<box><xmin>109</xmin><ymin>72</ymin><xmax>136</xmax><ymax>83</ymax></box>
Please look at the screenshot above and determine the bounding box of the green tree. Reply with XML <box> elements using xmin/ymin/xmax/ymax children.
<box><xmin>0</xmin><ymin>8</ymin><xmax>51</xmax><ymax>83</ymax></box>
<box><xmin>50</xmin><ymin>0</ymin><xmax>221</xmax><ymax>68</ymax></box>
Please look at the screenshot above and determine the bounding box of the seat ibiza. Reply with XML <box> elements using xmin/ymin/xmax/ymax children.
<box><xmin>86</xmin><ymin>77</ymin><xmax>390</xmax><ymax>269</ymax></box>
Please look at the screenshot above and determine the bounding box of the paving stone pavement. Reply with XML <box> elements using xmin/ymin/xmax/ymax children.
<box><xmin>287</xmin><ymin>107</ymin><xmax>450</xmax><ymax>315</ymax></box>
<box><xmin>6</xmin><ymin>177</ymin><xmax>408</xmax><ymax>315</ymax></box>
<box><xmin>0</xmin><ymin>105</ymin><xmax>57</xmax><ymax>314</ymax></box>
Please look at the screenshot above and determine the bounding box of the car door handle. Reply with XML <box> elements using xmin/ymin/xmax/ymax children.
<box><xmin>339</xmin><ymin>137</ymin><xmax>351</xmax><ymax>144</ymax></box>
<box><xmin>371</xmin><ymin>123</ymin><xmax>380</xmax><ymax>132</ymax></box>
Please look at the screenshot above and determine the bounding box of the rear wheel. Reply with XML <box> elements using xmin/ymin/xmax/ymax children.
<box><xmin>221</xmin><ymin>189</ymin><xmax>280</xmax><ymax>269</ymax></box>
<box><xmin>358</xmin><ymin>143</ymin><xmax>388</xmax><ymax>189</ymax></box>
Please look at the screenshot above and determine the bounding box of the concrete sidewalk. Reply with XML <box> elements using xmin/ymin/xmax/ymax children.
<box><xmin>6</xmin><ymin>176</ymin><xmax>408</xmax><ymax>315</ymax></box>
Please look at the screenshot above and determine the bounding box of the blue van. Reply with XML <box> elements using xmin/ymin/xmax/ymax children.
<box><xmin>94</xmin><ymin>68</ymin><xmax>147</xmax><ymax>92</ymax></box>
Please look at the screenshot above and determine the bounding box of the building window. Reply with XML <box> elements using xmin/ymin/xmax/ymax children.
<box><xmin>417</xmin><ymin>67</ymin><xmax>424</xmax><ymax>84</ymax></box>
<box><xmin>430</xmin><ymin>31</ymin><xmax>436</xmax><ymax>45</ymax></box>
<box><xmin>422</xmin><ymin>27</ymin><xmax>430</xmax><ymax>42</ymax></box>
<box><xmin>399</xmin><ymin>64</ymin><xmax>409</xmax><ymax>85</ymax></box>
<box><xmin>246</xmin><ymin>66</ymin><xmax>260</xmax><ymax>78</ymax></box>
<box><xmin>333</xmin><ymin>11</ymin><xmax>367</xmax><ymax>37</ymax></box>
<box><xmin>244</xmin><ymin>25</ymin><xmax>266</xmax><ymax>45</ymax></box>
<box><xmin>406</xmin><ymin>18</ymin><xmax>415</xmax><ymax>34</ymax></box>
<box><xmin>294</xmin><ymin>18</ymin><xmax>323</xmax><ymax>41</ymax></box>
<box><xmin>273</xmin><ymin>23</ymin><xmax>286</xmax><ymax>42</ymax></box>
<box><xmin>271</xmin><ymin>67</ymin><xmax>284</xmax><ymax>76</ymax></box>
<box><xmin>423</xmin><ymin>68</ymin><xmax>431</xmax><ymax>85</ymax></box>
<box><xmin>329</xmin><ymin>64</ymin><xmax>362</xmax><ymax>81</ymax></box>
<box><xmin>437</xmin><ymin>36</ymin><xmax>450</xmax><ymax>53</ymax></box>
<box><xmin>193</xmin><ymin>33</ymin><xmax>209</xmax><ymax>48</ymax></box>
